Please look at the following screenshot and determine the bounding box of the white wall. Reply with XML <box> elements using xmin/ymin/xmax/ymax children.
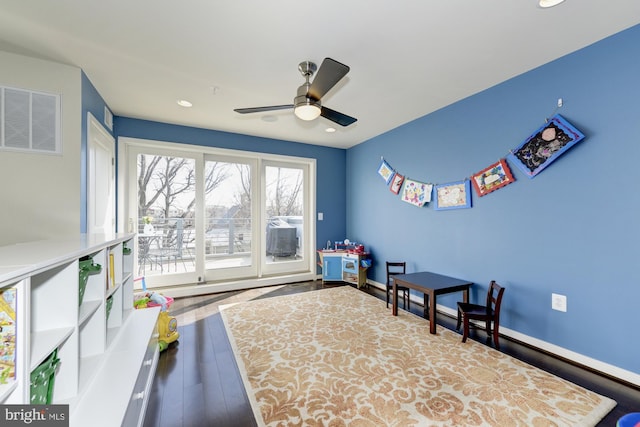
<box><xmin>0</xmin><ymin>51</ymin><xmax>82</xmax><ymax>244</ymax></box>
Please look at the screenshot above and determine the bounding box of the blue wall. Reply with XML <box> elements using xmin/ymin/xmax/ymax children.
<box><xmin>80</xmin><ymin>72</ymin><xmax>114</xmax><ymax>232</ymax></box>
<box><xmin>113</xmin><ymin>117</ymin><xmax>347</xmax><ymax>268</ymax></box>
<box><xmin>346</xmin><ymin>24</ymin><xmax>640</xmax><ymax>374</ymax></box>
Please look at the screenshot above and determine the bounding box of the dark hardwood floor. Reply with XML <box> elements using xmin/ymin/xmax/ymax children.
<box><xmin>142</xmin><ymin>281</ymin><xmax>640</xmax><ymax>427</ymax></box>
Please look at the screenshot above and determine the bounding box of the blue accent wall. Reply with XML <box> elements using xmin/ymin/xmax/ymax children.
<box><xmin>346</xmin><ymin>24</ymin><xmax>640</xmax><ymax>374</ymax></box>
<box><xmin>80</xmin><ymin>72</ymin><xmax>114</xmax><ymax>232</ymax></box>
<box><xmin>113</xmin><ymin>117</ymin><xmax>347</xmax><ymax>268</ymax></box>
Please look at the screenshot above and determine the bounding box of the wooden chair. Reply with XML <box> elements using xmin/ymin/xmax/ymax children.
<box><xmin>386</xmin><ymin>261</ymin><xmax>410</xmax><ymax>310</ymax></box>
<box><xmin>456</xmin><ymin>281</ymin><xmax>505</xmax><ymax>349</ymax></box>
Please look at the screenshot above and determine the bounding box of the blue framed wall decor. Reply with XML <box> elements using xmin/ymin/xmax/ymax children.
<box><xmin>434</xmin><ymin>180</ymin><xmax>472</xmax><ymax>210</ymax></box>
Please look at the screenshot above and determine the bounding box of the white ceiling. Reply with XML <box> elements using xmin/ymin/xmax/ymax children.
<box><xmin>0</xmin><ymin>1</ymin><xmax>638</xmax><ymax>149</ymax></box>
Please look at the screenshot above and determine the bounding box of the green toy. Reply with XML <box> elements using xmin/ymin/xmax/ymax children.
<box><xmin>134</xmin><ymin>297</ymin><xmax>150</xmax><ymax>309</ymax></box>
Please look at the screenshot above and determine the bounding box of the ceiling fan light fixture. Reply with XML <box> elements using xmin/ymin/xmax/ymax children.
<box><xmin>294</xmin><ymin>98</ymin><xmax>321</xmax><ymax>121</ymax></box>
<box><xmin>234</xmin><ymin>58</ymin><xmax>356</xmax><ymax>126</ymax></box>
<box><xmin>538</xmin><ymin>0</ymin><xmax>565</xmax><ymax>8</ymax></box>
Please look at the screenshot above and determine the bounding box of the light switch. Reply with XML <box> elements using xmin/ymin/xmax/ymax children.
<box><xmin>318</xmin><ymin>212</ymin><xmax>323</xmax><ymax>221</ymax></box>
<box><xmin>551</xmin><ymin>293</ymin><xmax>567</xmax><ymax>312</ymax></box>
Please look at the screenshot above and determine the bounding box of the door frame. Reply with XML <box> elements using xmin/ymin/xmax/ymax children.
<box><xmin>87</xmin><ymin>112</ymin><xmax>115</xmax><ymax>235</ymax></box>
<box><xmin>260</xmin><ymin>160</ymin><xmax>312</xmax><ymax>276</ymax></box>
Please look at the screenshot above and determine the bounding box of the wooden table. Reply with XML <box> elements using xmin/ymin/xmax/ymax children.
<box><xmin>392</xmin><ymin>271</ymin><xmax>473</xmax><ymax>334</ymax></box>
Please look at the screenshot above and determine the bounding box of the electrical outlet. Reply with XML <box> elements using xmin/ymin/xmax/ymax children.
<box><xmin>551</xmin><ymin>293</ymin><xmax>567</xmax><ymax>312</ymax></box>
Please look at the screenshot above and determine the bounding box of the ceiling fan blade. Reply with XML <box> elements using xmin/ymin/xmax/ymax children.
<box><xmin>234</xmin><ymin>105</ymin><xmax>293</xmax><ymax>114</ymax></box>
<box><xmin>308</xmin><ymin>58</ymin><xmax>349</xmax><ymax>101</ymax></box>
<box><xmin>321</xmin><ymin>106</ymin><xmax>357</xmax><ymax>127</ymax></box>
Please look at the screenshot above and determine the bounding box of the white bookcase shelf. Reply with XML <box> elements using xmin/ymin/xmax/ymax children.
<box><xmin>0</xmin><ymin>234</ymin><xmax>159</xmax><ymax>427</ymax></box>
<box><xmin>30</xmin><ymin>327</ymin><xmax>74</xmax><ymax>370</ymax></box>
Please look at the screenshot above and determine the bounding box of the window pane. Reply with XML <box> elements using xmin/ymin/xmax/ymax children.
<box><xmin>265</xmin><ymin>166</ymin><xmax>303</xmax><ymax>263</ymax></box>
<box><xmin>205</xmin><ymin>160</ymin><xmax>252</xmax><ymax>270</ymax></box>
<box><xmin>137</xmin><ymin>154</ymin><xmax>196</xmax><ymax>276</ymax></box>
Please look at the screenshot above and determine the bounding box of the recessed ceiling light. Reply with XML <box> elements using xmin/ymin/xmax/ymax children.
<box><xmin>176</xmin><ymin>99</ymin><xmax>193</xmax><ymax>108</ymax></box>
<box><xmin>325</xmin><ymin>127</ymin><xmax>336</xmax><ymax>133</ymax></box>
<box><xmin>538</xmin><ymin>0</ymin><xmax>565</xmax><ymax>8</ymax></box>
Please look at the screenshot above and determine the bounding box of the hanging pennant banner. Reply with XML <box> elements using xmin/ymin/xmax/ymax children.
<box><xmin>377</xmin><ymin>159</ymin><xmax>395</xmax><ymax>185</ymax></box>
<box><xmin>471</xmin><ymin>158</ymin><xmax>515</xmax><ymax>197</ymax></box>
<box><xmin>390</xmin><ymin>173</ymin><xmax>405</xmax><ymax>194</ymax></box>
<box><xmin>508</xmin><ymin>114</ymin><xmax>585</xmax><ymax>178</ymax></box>
<box><xmin>434</xmin><ymin>180</ymin><xmax>472</xmax><ymax>210</ymax></box>
<box><xmin>400</xmin><ymin>179</ymin><xmax>432</xmax><ymax>207</ymax></box>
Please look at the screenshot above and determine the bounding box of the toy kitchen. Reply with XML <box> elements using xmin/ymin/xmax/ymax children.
<box><xmin>317</xmin><ymin>239</ymin><xmax>372</xmax><ymax>288</ymax></box>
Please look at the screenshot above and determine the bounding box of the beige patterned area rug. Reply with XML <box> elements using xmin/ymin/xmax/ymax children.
<box><xmin>220</xmin><ymin>286</ymin><xmax>616</xmax><ymax>426</ymax></box>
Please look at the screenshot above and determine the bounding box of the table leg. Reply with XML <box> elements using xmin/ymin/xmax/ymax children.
<box><xmin>428</xmin><ymin>290</ymin><xmax>436</xmax><ymax>334</ymax></box>
<box><xmin>423</xmin><ymin>294</ymin><xmax>429</xmax><ymax>319</ymax></box>
<box><xmin>463</xmin><ymin>287</ymin><xmax>469</xmax><ymax>303</ymax></box>
<box><xmin>392</xmin><ymin>281</ymin><xmax>398</xmax><ymax>316</ymax></box>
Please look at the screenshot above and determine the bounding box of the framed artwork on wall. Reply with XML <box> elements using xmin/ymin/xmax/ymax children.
<box><xmin>390</xmin><ymin>173</ymin><xmax>405</xmax><ymax>194</ymax></box>
<box><xmin>377</xmin><ymin>159</ymin><xmax>395</xmax><ymax>185</ymax></box>
<box><xmin>471</xmin><ymin>159</ymin><xmax>515</xmax><ymax>197</ymax></box>
<box><xmin>400</xmin><ymin>179</ymin><xmax>432</xmax><ymax>207</ymax></box>
<box><xmin>434</xmin><ymin>180</ymin><xmax>471</xmax><ymax>210</ymax></box>
<box><xmin>508</xmin><ymin>114</ymin><xmax>585</xmax><ymax>178</ymax></box>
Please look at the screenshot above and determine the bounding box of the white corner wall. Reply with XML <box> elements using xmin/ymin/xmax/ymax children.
<box><xmin>0</xmin><ymin>51</ymin><xmax>82</xmax><ymax>245</ymax></box>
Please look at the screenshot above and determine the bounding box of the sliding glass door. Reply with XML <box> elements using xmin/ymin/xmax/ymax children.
<box><xmin>130</xmin><ymin>148</ymin><xmax>199</xmax><ymax>286</ymax></box>
<box><xmin>202</xmin><ymin>156</ymin><xmax>257</xmax><ymax>281</ymax></box>
<box><xmin>261</xmin><ymin>162</ymin><xmax>309</xmax><ymax>276</ymax></box>
<box><xmin>121</xmin><ymin>139</ymin><xmax>314</xmax><ymax>290</ymax></box>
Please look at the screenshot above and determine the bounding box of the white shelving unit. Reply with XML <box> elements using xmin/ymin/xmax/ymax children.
<box><xmin>0</xmin><ymin>234</ymin><xmax>160</xmax><ymax>427</ymax></box>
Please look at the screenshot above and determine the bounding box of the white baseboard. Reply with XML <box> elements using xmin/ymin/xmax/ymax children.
<box><xmin>367</xmin><ymin>280</ymin><xmax>640</xmax><ymax>387</ymax></box>
<box><xmin>159</xmin><ymin>272</ymin><xmax>318</xmax><ymax>298</ymax></box>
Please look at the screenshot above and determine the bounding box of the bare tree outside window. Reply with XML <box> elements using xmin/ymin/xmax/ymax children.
<box><xmin>137</xmin><ymin>154</ymin><xmax>232</xmax><ymax>275</ymax></box>
<box><xmin>266</xmin><ymin>167</ymin><xmax>303</xmax><ymax>217</ymax></box>
<box><xmin>265</xmin><ymin>166</ymin><xmax>304</xmax><ymax>260</ymax></box>
<box><xmin>136</xmin><ymin>154</ymin><xmax>306</xmax><ymax>277</ymax></box>
<box><xmin>137</xmin><ymin>155</ymin><xmax>230</xmax><ymax>222</ymax></box>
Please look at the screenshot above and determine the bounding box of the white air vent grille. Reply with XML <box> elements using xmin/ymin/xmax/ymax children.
<box><xmin>1</xmin><ymin>85</ymin><xmax>61</xmax><ymax>154</ymax></box>
<box><xmin>104</xmin><ymin>106</ymin><xmax>113</xmax><ymax>131</ymax></box>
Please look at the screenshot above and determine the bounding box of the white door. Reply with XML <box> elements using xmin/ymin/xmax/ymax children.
<box><xmin>87</xmin><ymin>113</ymin><xmax>115</xmax><ymax>235</ymax></box>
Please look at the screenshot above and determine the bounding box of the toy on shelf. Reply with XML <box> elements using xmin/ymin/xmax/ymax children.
<box><xmin>133</xmin><ymin>291</ymin><xmax>173</xmax><ymax>311</ymax></box>
<box><xmin>134</xmin><ymin>296</ymin><xmax>150</xmax><ymax>309</ymax></box>
<box><xmin>333</xmin><ymin>239</ymin><xmax>367</xmax><ymax>254</ymax></box>
<box><xmin>147</xmin><ymin>292</ymin><xmax>170</xmax><ymax>311</ymax></box>
<box><xmin>133</xmin><ymin>277</ymin><xmax>179</xmax><ymax>352</ymax></box>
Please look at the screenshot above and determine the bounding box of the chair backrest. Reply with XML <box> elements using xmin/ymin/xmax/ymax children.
<box><xmin>175</xmin><ymin>220</ymin><xmax>184</xmax><ymax>255</ymax></box>
<box><xmin>160</xmin><ymin>219</ymin><xmax>184</xmax><ymax>255</ymax></box>
<box><xmin>486</xmin><ymin>280</ymin><xmax>505</xmax><ymax>321</ymax></box>
<box><xmin>386</xmin><ymin>261</ymin><xmax>406</xmax><ymax>286</ymax></box>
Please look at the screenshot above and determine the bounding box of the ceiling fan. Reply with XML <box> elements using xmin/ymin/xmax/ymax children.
<box><xmin>234</xmin><ymin>58</ymin><xmax>357</xmax><ymax>127</ymax></box>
